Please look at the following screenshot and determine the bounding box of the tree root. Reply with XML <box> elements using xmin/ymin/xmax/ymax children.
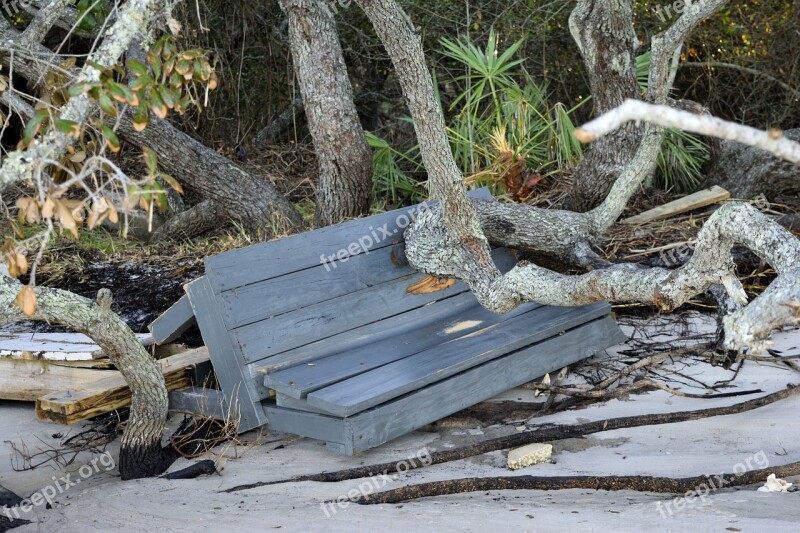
<box><xmin>162</xmin><ymin>460</ymin><xmax>218</xmax><ymax>480</ymax></box>
<box><xmin>223</xmin><ymin>384</ymin><xmax>799</xmax><ymax>492</ymax></box>
<box><xmin>353</xmin><ymin>461</ymin><xmax>800</xmax><ymax>504</ymax></box>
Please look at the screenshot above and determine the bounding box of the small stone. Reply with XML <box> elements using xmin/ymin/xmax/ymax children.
<box><xmin>507</xmin><ymin>443</ymin><xmax>553</xmax><ymax>470</ymax></box>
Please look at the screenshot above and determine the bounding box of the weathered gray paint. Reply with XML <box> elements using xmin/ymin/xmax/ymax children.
<box><xmin>148</xmin><ymin>294</ymin><xmax>195</xmax><ymax>345</ymax></box>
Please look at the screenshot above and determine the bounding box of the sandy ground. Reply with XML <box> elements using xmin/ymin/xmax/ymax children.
<box><xmin>2</xmin><ymin>313</ymin><xmax>800</xmax><ymax>532</ymax></box>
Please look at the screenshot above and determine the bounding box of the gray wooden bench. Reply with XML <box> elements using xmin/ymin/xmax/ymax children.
<box><xmin>151</xmin><ymin>189</ymin><xmax>626</xmax><ymax>454</ymax></box>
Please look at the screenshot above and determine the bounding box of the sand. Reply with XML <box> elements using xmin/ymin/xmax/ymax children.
<box><xmin>2</xmin><ymin>313</ymin><xmax>799</xmax><ymax>532</ymax></box>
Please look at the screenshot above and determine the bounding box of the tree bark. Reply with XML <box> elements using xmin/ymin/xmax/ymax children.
<box><xmin>280</xmin><ymin>0</ymin><xmax>372</xmax><ymax>227</ymax></box>
<box><xmin>151</xmin><ymin>199</ymin><xmax>217</xmax><ymax>242</ymax></box>
<box><xmin>567</xmin><ymin>0</ymin><xmax>642</xmax><ymax>211</ymax></box>
<box><xmin>0</xmin><ymin>280</ymin><xmax>174</xmax><ymax>479</ymax></box>
<box><xmin>705</xmin><ymin>128</ymin><xmax>800</xmax><ymax>200</ymax></box>
<box><xmin>115</xmin><ymin>111</ymin><xmax>303</xmax><ymax>235</ymax></box>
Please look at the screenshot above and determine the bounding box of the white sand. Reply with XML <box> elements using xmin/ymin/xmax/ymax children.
<box><xmin>2</xmin><ymin>314</ymin><xmax>799</xmax><ymax>532</ymax></box>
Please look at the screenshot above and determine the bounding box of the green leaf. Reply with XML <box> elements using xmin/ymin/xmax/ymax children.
<box><xmin>152</xmin><ymin>181</ymin><xmax>168</xmax><ymax>212</ymax></box>
<box><xmin>158</xmin><ymin>173</ymin><xmax>183</xmax><ymax>194</ymax></box>
<box><xmin>97</xmin><ymin>93</ymin><xmax>117</xmax><ymax>116</ymax></box>
<box><xmin>22</xmin><ymin>109</ymin><xmax>49</xmax><ymax>146</ymax></box>
<box><xmin>142</xmin><ymin>146</ymin><xmax>158</xmax><ymax>175</ymax></box>
<box><xmin>127</xmin><ymin>59</ymin><xmax>149</xmax><ymax>78</ymax></box>
<box><xmin>132</xmin><ymin>106</ymin><xmax>150</xmax><ymax>132</ymax></box>
<box><xmin>54</xmin><ymin>118</ymin><xmax>80</xmax><ymax>137</ymax></box>
<box><xmin>101</xmin><ymin>125</ymin><xmax>120</xmax><ymax>152</ymax></box>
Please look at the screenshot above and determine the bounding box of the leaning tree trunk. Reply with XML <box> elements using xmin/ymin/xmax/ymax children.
<box><xmin>116</xmin><ymin>111</ymin><xmax>304</xmax><ymax>235</ymax></box>
<box><xmin>280</xmin><ymin>0</ymin><xmax>373</xmax><ymax>227</ymax></box>
<box><xmin>0</xmin><ymin>280</ymin><xmax>173</xmax><ymax>479</ymax></box>
<box><xmin>567</xmin><ymin>0</ymin><xmax>642</xmax><ymax>212</ymax></box>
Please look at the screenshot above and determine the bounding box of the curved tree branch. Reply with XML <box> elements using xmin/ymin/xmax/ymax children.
<box><xmin>0</xmin><ymin>277</ymin><xmax>174</xmax><ymax>479</ymax></box>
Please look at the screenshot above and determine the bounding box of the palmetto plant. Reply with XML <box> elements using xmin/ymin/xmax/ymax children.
<box><xmin>637</xmin><ymin>51</ymin><xmax>710</xmax><ymax>193</ymax></box>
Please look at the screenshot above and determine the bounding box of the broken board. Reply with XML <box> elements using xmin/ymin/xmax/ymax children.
<box><xmin>0</xmin><ymin>331</ymin><xmax>154</xmax><ymax>361</ymax></box>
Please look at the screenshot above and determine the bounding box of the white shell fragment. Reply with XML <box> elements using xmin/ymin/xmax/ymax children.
<box><xmin>507</xmin><ymin>443</ymin><xmax>553</xmax><ymax>470</ymax></box>
<box><xmin>757</xmin><ymin>473</ymin><xmax>793</xmax><ymax>493</ymax></box>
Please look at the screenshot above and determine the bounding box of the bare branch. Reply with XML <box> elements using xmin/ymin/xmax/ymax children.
<box><xmin>0</xmin><ymin>0</ymin><xmax>166</xmax><ymax>193</ymax></box>
<box><xmin>21</xmin><ymin>0</ymin><xmax>70</xmax><ymax>45</ymax></box>
<box><xmin>575</xmin><ymin>99</ymin><xmax>800</xmax><ymax>165</ymax></box>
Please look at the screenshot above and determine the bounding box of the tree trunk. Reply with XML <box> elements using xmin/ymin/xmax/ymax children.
<box><xmin>151</xmin><ymin>199</ymin><xmax>217</xmax><ymax>242</ymax></box>
<box><xmin>705</xmin><ymin>128</ymin><xmax>800</xmax><ymax>200</ymax></box>
<box><xmin>567</xmin><ymin>0</ymin><xmax>642</xmax><ymax>211</ymax></box>
<box><xmin>280</xmin><ymin>0</ymin><xmax>373</xmax><ymax>227</ymax></box>
<box><xmin>0</xmin><ymin>281</ymin><xmax>174</xmax><ymax>479</ymax></box>
<box><xmin>116</xmin><ymin>111</ymin><xmax>304</xmax><ymax>235</ymax></box>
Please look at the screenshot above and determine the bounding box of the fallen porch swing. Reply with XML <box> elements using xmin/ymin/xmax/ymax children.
<box><xmin>151</xmin><ymin>188</ymin><xmax>626</xmax><ymax>455</ymax></box>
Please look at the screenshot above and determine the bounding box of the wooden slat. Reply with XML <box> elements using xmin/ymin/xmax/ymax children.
<box><xmin>307</xmin><ymin>303</ymin><xmax>611</xmax><ymax>417</ymax></box>
<box><xmin>235</xmin><ymin>248</ymin><xmax>517</xmax><ymax>364</ymax></box>
<box><xmin>622</xmin><ymin>185</ymin><xmax>730</xmax><ymax>224</ymax></box>
<box><xmin>219</xmin><ymin>243</ymin><xmax>413</xmax><ymax>330</ymax></box>
<box><xmin>342</xmin><ymin>316</ymin><xmax>626</xmax><ymax>454</ymax></box>
<box><xmin>276</xmin><ymin>393</ymin><xmax>335</xmax><ymax>415</ymax></box>
<box><xmin>204</xmin><ymin>188</ymin><xmax>493</xmax><ymax>293</ymax></box>
<box><xmin>247</xmin><ymin>290</ymin><xmax>481</xmax><ymax>379</ymax></box>
<box><xmin>148</xmin><ymin>294</ymin><xmax>196</xmax><ymax>345</ymax></box>
<box><xmin>264</xmin><ymin>301</ymin><xmax>541</xmax><ymax>398</ymax></box>
<box><xmin>169</xmin><ymin>386</ymin><xmax>228</xmax><ymax>420</ymax></box>
<box><xmin>263</xmin><ymin>403</ymin><xmax>346</xmax><ymax>445</ymax></box>
<box><xmin>186</xmin><ymin>277</ymin><xmax>267</xmax><ymax>432</ymax></box>
<box><xmin>35</xmin><ymin>348</ymin><xmax>210</xmax><ymax>424</ymax></box>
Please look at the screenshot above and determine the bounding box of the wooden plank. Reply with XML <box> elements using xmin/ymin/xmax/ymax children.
<box><xmin>275</xmin><ymin>393</ymin><xmax>334</xmax><ymax>415</ymax></box>
<box><xmin>35</xmin><ymin>347</ymin><xmax>210</xmax><ymax>424</ymax></box>
<box><xmin>248</xmin><ymin>290</ymin><xmax>481</xmax><ymax>381</ymax></box>
<box><xmin>342</xmin><ymin>316</ymin><xmax>626</xmax><ymax>454</ymax></box>
<box><xmin>263</xmin><ymin>403</ymin><xmax>346</xmax><ymax>445</ymax></box>
<box><xmin>169</xmin><ymin>386</ymin><xmax>228</xmax><ymax>420</ymax></box>
<box><xmin>235</xmin><ymin>248</ymin><xmax>518</xmax><ymax>364</ymax></box>
<box><xmin>264</xmin><ymin>301</ymin><xmax>541</xmax><ymax>398</ymax></box>
<box><xmin>622</xmin><ymin>185</ymin><xmax>730</xmax><ymax>224</ymax></box>
<box><xmin>204</xmin><ymin>188</ymin><xmax>493</xmax><ymax>293</ymax></box>
<box><xmin>307</xmin><ymin>303</ymin><xmax>611</xmax><ymax>417</ymax></box>
<box><xmin>148</xmin><ymin>294</ymin><xmax>196</xmax><ymax>345</ymax></box>
<box><xmin>0</xmin><ymin>332</ymin><xmax>153</xmax><ymax>361</ymax></box>
<box><xmin>0</xmin><ymin>358</ymin><xmax>114</xmax><ymax>401</ymax></box>
<box><xmin>219</xmin><ymin>243</ymin><xmax>414</xmax><ymax>330</ymax></box>
<box><xmin>186</xmin><ymin>277</ymin><xmax>266</xmax><ymax>432</ymax></box>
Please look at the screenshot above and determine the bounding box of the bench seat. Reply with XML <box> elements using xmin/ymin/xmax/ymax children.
<box><xmin>150</xmin><ymin>189</ymin><xmax>626</xmax><ymax>454</ymax></box>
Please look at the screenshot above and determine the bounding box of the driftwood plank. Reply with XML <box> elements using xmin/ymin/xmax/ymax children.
<box><xmin>265</xmin><ymin>301</ymin><xmax>541</xmax><ymax>399</ymax></box>
<box><xmin>622</xmin><ymin>185</ymin><xmax>730</xmax><ymax>224</ymax></box>
<box><xmin>35</xmin><ymin>347</ymin><xmax>210</xmax><ymax>424</ymax></box>
<box><xmin>0</xmin><ymin>359</ymin><xmax>113</xmax><ymax>401</ymax></box>
<box><xmin>307</xmin><ymin>303</ymin><xmax>611</xmax><ymax>417</ymax></box>
<box><xmin>148</xmin><ymin>294</ymin><xmax>196</xmax><ymax>345</ymax></box>
<box><xmin>186</xmin><ymin>277</ymin><xmax>266</xmax><ymax>432</ymax></box>
<box><xmin>342</xmin><ymin>316</ymin><xmax>626</xmax><ymax>454</ymax></box>
<box><xmin>204</xmin><ymin>188</ymin><xmax>493</xmax><ymax>293</ymax></box>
